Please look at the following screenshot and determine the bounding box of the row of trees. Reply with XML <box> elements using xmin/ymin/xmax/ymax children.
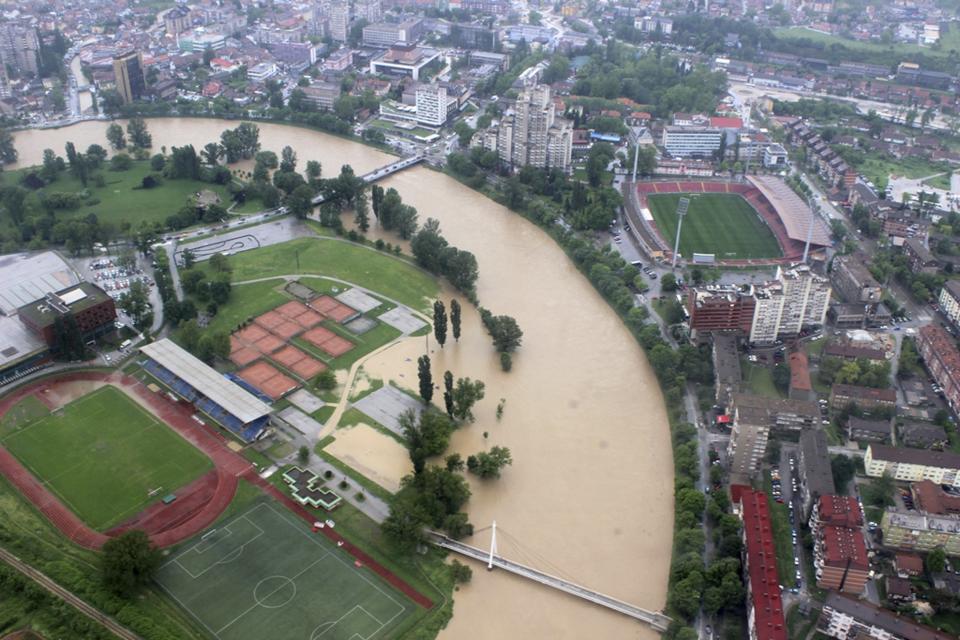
<box><xmin>410</xmin><ymin>218</ymin><xmax>480</xmax><ymax>297</ymax></box>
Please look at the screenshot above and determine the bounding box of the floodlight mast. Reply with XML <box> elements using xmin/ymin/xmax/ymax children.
<box><xmin>671</xmin><ymin>197</ymin><xmax>690</xmax><ymax>269</ymax></box>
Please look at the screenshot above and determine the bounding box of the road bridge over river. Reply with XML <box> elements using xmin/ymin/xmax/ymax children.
<box><xmin>311</xmin><ymin>154</ymin><xmax>425</xmax><ymax>205</ymax></box>
<box><xmin>427</xmin><ymin>531</ymin><xmax>672</xmax><ymax>633</ymax></box>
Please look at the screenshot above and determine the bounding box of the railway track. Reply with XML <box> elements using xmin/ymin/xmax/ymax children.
<box><xmin>0</xmin><ymin>546</ymin><xmax>143</xmax><ymax>640</ymax></box>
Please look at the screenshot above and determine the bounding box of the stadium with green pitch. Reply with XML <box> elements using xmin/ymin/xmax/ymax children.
<box><xmin>156</xmin><ymin>501</ymin><xmax>416</xmax><ymax>640</ymax></box>
<box><xmin>647</xmin><ymin>193</ymin><xmax>782</xmax><ymax>260</ymax></box>
<box><xmin>0</xmin><ymin>385</ymin><xmax>211</xmax><ymax>530</ymax></box>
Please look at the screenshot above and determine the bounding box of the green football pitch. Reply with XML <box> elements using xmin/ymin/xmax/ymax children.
<box><xmin>156</xmin><ymin>502</ymin><xmax>415</xmax><ymax>640</ymax></box>
<box><xmin>647</xmin><ymin>193</ymin><xmax>783</xmax><ymax>260</ymax></box>
<box><xmin>1</xmin><ymin>386</ymin><xmax>211</xmax><ymax>530</ymax></box>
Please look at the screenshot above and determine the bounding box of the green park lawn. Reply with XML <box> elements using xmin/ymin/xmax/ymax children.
<box><xmin>1</xmin><ymin>386</ymin><xmax>212</xmax><ymax>530</ymax></box>
<box><xmin>741</xmin><ymin>359</ymin><xmax>783</xmax><ymax>399</ymax></box>
<box><xmin>226</xmin><ymin>238</ymin><xmax>439</xmax><ymax>312</ymax></box>
<box><xmin>0</xmin><ymin>160</ymin><xmax>232</xmax><ymax>229</ymax></box>
<box><xmin>858</xmin><ymin>153</ymin><xmax>953</xmax><ymax>190</ymax></box>
<box><xmin>774</xmin><ymin>26</ymin><xmax>960</xmax><ymax>61</ymax></box>
<box><xmin>647</xmin><ymin>193</ymin><xmax>782</xmax><ymax>260</ymax></box>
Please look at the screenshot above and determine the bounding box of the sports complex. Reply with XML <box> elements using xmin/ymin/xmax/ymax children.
<box><xmin>630</xmin><ymin>176</ymin><xmax>833</xmax><ymax>266</ymax></box>
<box><xmin>0</xmin><ymin>369</ymin><xmax>431</xmax><ymax>639</ymax></box>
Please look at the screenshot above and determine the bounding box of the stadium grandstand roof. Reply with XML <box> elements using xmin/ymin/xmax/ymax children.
<box><xmin>140</xmin><ymin>339</ymin><xmax>271</xmax><ymax>424</ymax></box>
<box><xmin>748</xmin><ymin>176</ymin><xmax>832</xmax><ymax>246</ymax></box>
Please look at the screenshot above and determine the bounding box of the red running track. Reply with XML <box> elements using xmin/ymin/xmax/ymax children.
<box><xmin>0</xmin><ymin>370</ymin><xmax>434</xmax><ymax>609</ymax></box>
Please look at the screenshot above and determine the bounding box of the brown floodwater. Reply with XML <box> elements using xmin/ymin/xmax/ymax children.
<box><xmin>12</xmin><ymin>119</ymin><xmax>673</xmax><ymax>640</ymax></box>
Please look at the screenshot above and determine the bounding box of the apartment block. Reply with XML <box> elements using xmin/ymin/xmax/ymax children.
<box><xmin>414</xmin><ymin>84</ymin><xmax>447</xmax><ymax>127</ymax></box>
<box><xmin>687</xmin><ymin>286</ymin><xmax>756</xmax><ymax>341</ymax></box>
<box><xmin>809</xmin><ymin>496</ymin><xmax>868</xmax><ymax>594</ymax></box>
<box><xmin>731</xmin><ymin>486</ymin><xmax>788</xmax><ymax>640</ymax></box>
<box><xmin>495</xmin><ymin>84</ymin><xmax>572</xmax><ymax>173</ymax></box>
<box><xmin>864</xmin><ymin>444</ymin><xmax>960</xmax><ymax>487</ymax></box>
<box><xmin>301</xmin><ymin>82</ymin><xmax>341</xmax><ymax>110</ymax></box>
<box><xmin>750</xmin><ymin>265</ymin><xmax>831</xmax><ymax>344</ymax></box>
<box><xmin>662</xmin><ymin>126</ymin><xmax>722</xmax><ymax>158</ymax></box>
<box><xmin>916</xmin><ymin>324</ymin><xmax>960</xmax><ymax>415</ymax></box>
<box><xmin>881</xmin><ymin>509</ymin><xmax>960</xmax><ymax>554</ymax></box>
<box><xmin>798</xmin><ymin>430</ymin><xmax>836</xmax><ymax>517</ymax></box>
<box><xmin>113</xmin><ymin>50</ymin><xmax>145</xmax><ymax>105</ymax></box>
<box><xmin>818</xmin><ymin>592</ymin><xmax>952</xmax><ymax>640</ymax></box>
<box><xmin>830</xmin><ymin>256</ymin><xmax>882</xmax><ymax>304</ymax></box>
<box><xmin>939</xmin><ymin>280</ymin><xmax>960</xmax><ymax>329</ymax></box>
<box><xmin>829</xmin><ymin>384</ymin><xmax>896</xmax><ymax>413</ymax></box>
<box><xmin>0</xmin><ymin>22</ymin><xmax>39</xmax><ymax>77</ymax></box>
<box><xmin>727</xmin><ymin>393</ymin><xmax>819</xmax><ymax>477</ymax></box>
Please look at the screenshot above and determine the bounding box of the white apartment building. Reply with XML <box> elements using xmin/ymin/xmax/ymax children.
<box><xmin>329</xmin><ymin>3</ymin><xmax>350</xmax><ymax>42</ymax></box>
<box><xmin>247</xmin><ymin>62</ymin><xmax>278</xmax><ymax>82</ymax></box>
<box><xmin>749</xmin><ymin>265</ymin><xmax>831</xmax><ymax>344</ymax></box>
<box><xmin>864</xmin><ymin>444</ymin><xmax>960</xmax><ymax>487</ymax></box>
<box><xmin>818</xmin><ymin>592</ymin><xmax>952</xmax><ymax>640</ymax></box>
<box><xmin>414</xmin><ymin>84</ymin><xmax>448</xmax><ymax>127</ymax></box>
<box><xmin>940</xmin><ymin>280</ymin><xmax>960</xmax><ymax>329</ymax></box>
<box><xmin>662</xmin><ymin>126</ymin><xmax>722</xmax><ymax>158</ymax></box>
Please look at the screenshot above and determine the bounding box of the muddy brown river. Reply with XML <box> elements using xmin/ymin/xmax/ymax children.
<box><xmin>12</xmin><ymin>119</ymin><xmax>673</xmax><ymax>640</ymax></box>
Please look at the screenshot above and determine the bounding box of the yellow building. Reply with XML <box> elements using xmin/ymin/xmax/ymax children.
<box><xmin>864</xmin><ymin>444</ymin><xmax>960</xmax><ymax>487</ymax></box>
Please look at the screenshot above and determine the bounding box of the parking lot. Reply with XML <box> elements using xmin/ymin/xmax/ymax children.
<box><xmin>88</xmin><ymin>257</ymin><xmax>151</xmax><ymax>299</ymax></box>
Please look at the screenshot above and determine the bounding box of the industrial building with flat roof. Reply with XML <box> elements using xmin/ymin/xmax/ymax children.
<box><xmin>0</xmin><ymin>251</ymin><xmax>79</xmax><ymax>315</ymax></box>
<box><xmin>140</xmin><ymin>339</ymin><xmax>272</xmax><ymax>441</ymax></box>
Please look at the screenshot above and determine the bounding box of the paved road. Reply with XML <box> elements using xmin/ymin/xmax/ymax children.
<box><xmin>0</xmin><ymin>546</ymin><xmax>143</xmax><ymax>640</ymax></box>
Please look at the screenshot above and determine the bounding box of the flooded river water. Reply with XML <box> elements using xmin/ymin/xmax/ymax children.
<box><xmin>12</xmin><ymin>119</ymin><xmax>673</xmax><ymax>640</ymax></box>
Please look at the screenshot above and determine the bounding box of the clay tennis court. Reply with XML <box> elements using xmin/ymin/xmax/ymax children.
<box><xmin>271</xmin><ymin>320</ymin><xmax>302</xmax><ymax>340</ymax></box>
<box><xmin>302</xmin><ymin>326</ymin><xmax>355</xmax><ymax>357</ymax></box>
<box><xmin>229</xmin><ymin>346</ymin><xmax>260</xmax><ymax>367</ymax></box>
<box><xmin>253</xmin><ymin>310</ymin><xmax>285</xmax><ymax>330</ymax></box>
<box><xmin>303</xmin><ymin>326</ymin><xmax>337</xmax><ymax>347</ymax></box>
<box><xmin>271</xmin><ymin>346</ymin><xmax>327</xmax><ymax>380</ymax></box>
<box><xmin>292</xmin><ymin>308</ymin><xmax>323</xmax><ymax>328</ymax></box>
<box><xmin>320</xmin><ymin>335</ymin><xmax>354</xmax><ymax>357</ymax></box>
<box><xmin>237</xmin><ymin>362</ymin><xmax>300</xmax><ymax>400</ymax></box>
<box><xmin>236</xmin><ymin>324</ymin><xmax>269</xmax><ymax>343</ymax></box>
<box><xmin>276</xmin><ymin>300</ymin><xmax>311</xmax><ymax>318</ymax></box>
<box><xmin>253</xmin><ymin>333</ymin><xmax>284</xmax><ymax>354</ymax></box>
<box><xmin>309</xmin><ymin>295</ymin><xmax>357</xmax><ymax>323</ymax></box>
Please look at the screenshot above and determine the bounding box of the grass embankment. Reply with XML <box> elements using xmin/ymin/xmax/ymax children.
<box><xmin>763</xmin><ymin>477</ymin><xmax>797</xmax><ymax>589</ymax></box>
<box><xmin>225</xmin><ymin>237</ymin><xmax>439</xmax><ymax>313</ymax></box>
<box><xmin>0</xmin><ymin>160</ymin><xmax>232</xmax><ymax>229</ymax></box>
<box><xmin>1</xmin><ymin>387</ymin><xmax>211</xmax><ymax>530</ymax></box>
<box><xmin>647</xmin><ymin>193</ymin><xmax>782</xmax><ymax>259</ymax></box>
